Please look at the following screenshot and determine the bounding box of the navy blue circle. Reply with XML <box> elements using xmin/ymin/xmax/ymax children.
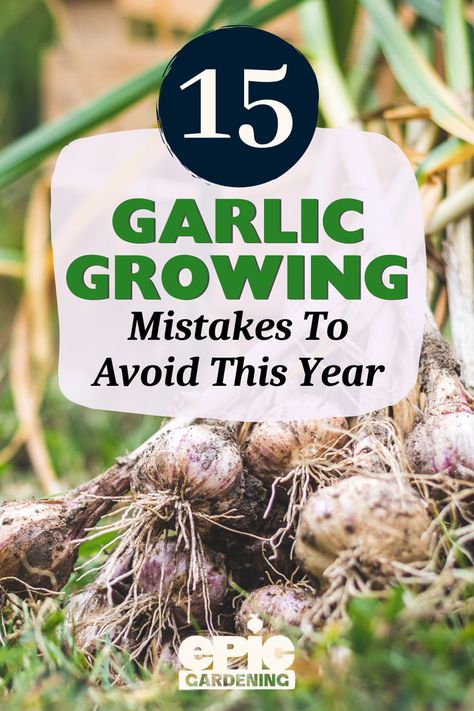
<box><xmin>158</xmin><ymin>26</ymin><xmax>319</xmax><ymax>187</ymax></box>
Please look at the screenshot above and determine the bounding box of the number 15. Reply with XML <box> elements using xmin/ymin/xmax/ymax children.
<box><xmin>180</xmin><ymin>64</ymin><xmax>293</xmax><ymax>148</ymax></box>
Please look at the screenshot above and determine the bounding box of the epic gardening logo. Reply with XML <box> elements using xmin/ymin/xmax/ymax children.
<box><xmin>178</xmin><ymin>615</ymin><xmax>296</xmax><ymax>690</ymax></box>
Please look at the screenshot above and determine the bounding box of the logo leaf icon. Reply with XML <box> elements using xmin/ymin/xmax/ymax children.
<box><xmin>247</xmin><ymin>615</ymin><xmax>264</xmax><ymax>634</ymax></box>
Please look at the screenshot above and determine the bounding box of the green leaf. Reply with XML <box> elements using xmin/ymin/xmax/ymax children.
<box><xmin>383</xmin><ymin>586</ymin><xmax>405</xmax><ymax>621</ymax></box>
<box><xmin>198</xmin><ymin>0</ymin><xmax>250</xmax><ymax>33</ymax></box>
<box><xmin>403</xmin><ymin>0</ymin><xmax>442</xmax><ymax>25</ymax></box>
<box><xmin>77</xmin><ymin>530</ymin><xmax>118</xmax><ymax>559</ymax></box>
<box><xmin>417</xmin><ymin>136</ymin><xmax>474</xmax><ymax>184</ymax></box>
<box><xmin>348</xmin><ymin>597</ymin><xmax>378</xmax><ymax>653</ymax></box>
<box><xmin>360</xmin><ymin>0</ymin><xmax>474</xmax><ymax>143</ymax></box>
<box><xmin>299</xmin><ymin>0</ymin><xmax>357</xmax><ymax>127</ymax></box>
<box><xmin>442</xmin><ymin>0</ymin><xmax>472</xmax><ymax>93</ymax></box>
<box><xmin>0</xmin><ymin>0</ymin><xmax>307</xmax><ymax>192</ymax></box>
<box><xmin>0</xmin><ymin>247</ymin><xmax>24</xmax><ymax>278</ymax></box>
<box><xmin>405</xmin><ymin>0</ymin><xmax>474</xmax><ymax>62</ymax></box>
<box><xmin>347</xmin><ymin>22</ymin><xmax>379</xmax><ymax>105</ymax></box>
<box><xmin>41</xmin><ymin>610</ymin><xmax>65</xmax><ymax>637</ymax></box>
<box><xmin>326</xmin><ymin>0</ymin><xmax>358</xmax><ymax>66</ymax></box>
<box><xmin>412</xmin><ymin>17</ymin><xmax>435</xmax><ymax>61</ymax></box>
<box><xmin>0</xmin><ymin>0</ymin><xmax>41</xmax><ymax>36</ymax></box>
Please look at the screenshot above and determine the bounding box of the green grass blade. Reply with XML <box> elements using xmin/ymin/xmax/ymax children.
<box><xmin>299</xmin><ymin>0</ymin><xmax>357</xmax><ymax>127</ymax></box>
<box><xmin>197</xmin><ymin>0</ymin><xmax>249</xmax><ymax>33</ymax></box>
<box><xmin>0</xmin><ymin>60</ymin><xmax>168</xmax><ymax>190</ymax></box>
<box><xmin>403</xmin><ymin>0</ymin><xmax>442</xmax><ymax>25</ymax></box>
<box><xmin>416</xmin><ymin>136</ymin><xmax>474</xmax><ymax>184</ymax></box>
<box><xmin>412</xmin><ymin>18</ymin><xmax>435</xmax><ymax>61</ymax></box>
<box><xmin>0</xmin><ymin>0</ymin><xmax>42</xmax><ymax>35</ymax></box>
<box><xmin>405</xmin><ymin>0</ymin><xmax>474</xmax><ymax>57</ymax></box>
<box><xmin>228</xmin><ymin>0</ymin><xmax>304</xmax><ymax>27</ymax></box>
<box><xmin>360</xmin><ymin>0</ymin><xmax>474</xmax><ymax>143</ymax></box>
<box><xmin>442</xmin><ymin>0</ymin><xmax>472</xmax><ymax>93</ymax></box>
<box><xmin>326</xmin><ymin>0</ymin><xmax>358</xmax><ymax>67</ymax></box>
<box><xmin>347</xmin><ymin>20</ymin><xmax>379</xmax><ymax>105</ymax></box>
<box><xmin>0</xmin><ymin>247</ymin><xmax>25</xmax><ymax>278</ymax></box>
<box><xmin>427</xmin><ymin>176</ymin><xmax>474</xmax><ymax>234</ymax></box>
<box><xmin>0</xmin><ymin>0</ymin><xmax>306</xmax><ymax>192</ymax></box>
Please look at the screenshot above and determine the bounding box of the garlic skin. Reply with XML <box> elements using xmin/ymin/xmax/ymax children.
<box><xmin>406</xmin><ymin>316</ymin><xmax>474</xmax><ymax>481</ymax></box>
<box><xmin>406</xmin><ymin>410</ymin><xmax>474</xmax><ymax>481</ymax></box>
<box><xmin>0</xmin><ymin>459</ymin><xmax>131</xmax><ymax>593</ymax></box>
<box><xmin>133</xmin><ymin>424</ymin><xmax>244</xmax><ymax>513</ymax></box>
<box><xmin>137</xmin><ymin>538</ymin><xmax>227</xmax><ymax>624</ymax></box>
<box><xmin>68</xmin><ymin>539</ymin><xmax>227</xmax><ymax>653</ymax></box>
<box><xmin>235</xmin><ymin>584</ymin><xmax>316</xmax><ymax>634</ymax></box>
<box><xmin>244</xmin><ymin>419</ymin><xmax>348</xmax><ymax>482</ymax></box>
<box><xmin>0</xmin><ymin>426</ymin><xmax>163</xmax><ymax>595</ymax></box>
<box><xmin>0</xmin><ymin>500</ymin><xmax>78</xmax><ymax>592</ymax></box>
<box><xmin>67</xmin><ymin>589</ymin><xmax>115</xmax><ymax>651</ymax></box>
<box><xmin>154</xmin><ymin>637</ymin><xmax>181</xmax><ymax>672</ymax></box>
<box><xmin>295</xmin><ymin>475</ymin><xmax>431</xmax><ymax>581</ymax></box>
